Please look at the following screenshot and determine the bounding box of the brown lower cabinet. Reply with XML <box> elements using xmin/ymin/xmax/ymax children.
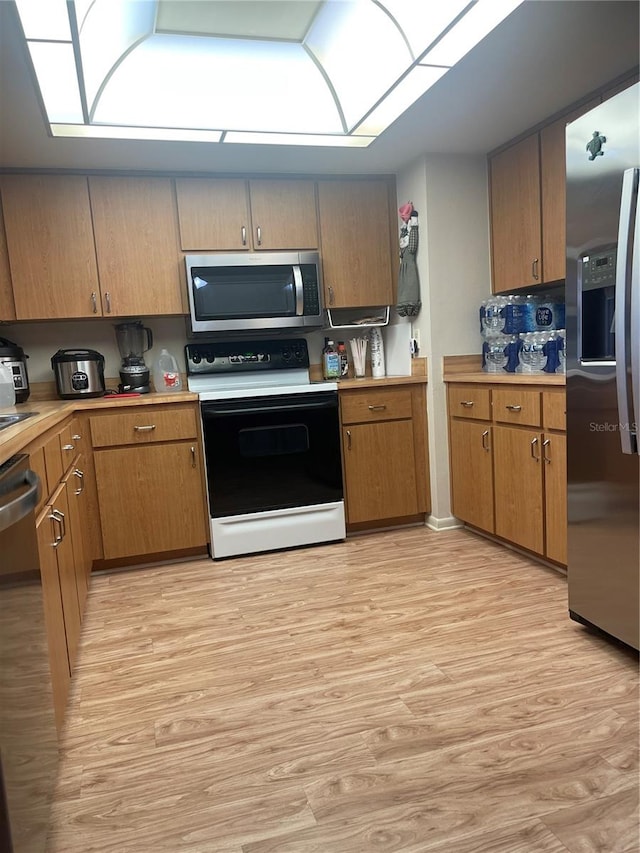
<box><xmin>90</xmin><ymin>404</ymin><xmax>208</xmax><ymax>561</ymax></box>
<box><xmin>447</xmin><ymin>382</ymin><xmax>566</xmax><ymax>565</ymax></box>
<box><xmin>340</xmin><ymin>383</ymin><xmax>430</xmax><ymax>526</ymax></box>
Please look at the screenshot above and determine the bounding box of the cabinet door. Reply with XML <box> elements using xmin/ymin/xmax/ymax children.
<box><xmin>36</xmin><ymin>507</ymin><xmax>71</xmax><ymax>732</ymax></box>
<box><xmin>540</xmin><ymin>99</ymin><xmax>600</xmax><ymax>283</ymax></box>
<box><xmin>489</xmin><ymin>134</ymin><xmax>542</xmax><ymax>293</ymax></box>
<box><xmin>318</xmin><ymin>180</ymin><xmax>393</xmax><ymax>308</ymax></box>
<box><xmin>89</xmin><ymin>176</ymin><xmax>183</xmax><ymax>315</ymax></box>
<box><xmin>342</xmin><ymin>419</ymin><xmax>418</xmax><ymax>523</ymax></box>
<box><xmin>493</xmin><ymin>425</ymin><xmax>544</xmax><ymax>554</ymax></box>
<box><xmin>175</xmin><ymin>178</ymin><xmax>250</xmax><ymax>251</ymax></box>
<box><xmin>1</xmin><ymin>175</ymin><xmax>100</xmax><ymax>319</ymax></box>
<box><xmin>0</xmin><ymin>203</ymin><xmax>15</xmax><ymax>321</ymax></box>
<box><xmin>248</xmin><ymin>179</ymin><xmax>318</xmax><ymax>250</ymax></box>
<box><xmin>449</xmin><ymin>419</ymin><xmax>494</xmax><ymax>533</ymax></box>
<box><xmin>543</xmin><ymin>432</ymin><xmax>567</xmax><ymax>564</ymax></box>
<box><xmin>64</xmin><ymin>460</ymin><xmax>91</xmax><ymax>618</ymax></box>
<box><xmin>94</xmin><ymin>441</ymin><xmax>208</xmax><ymax>559</ymax></box>
<box><xmin>49</xmin><ymin>485</ymin><xmax>82</xmax><ymax>672</ymax></box>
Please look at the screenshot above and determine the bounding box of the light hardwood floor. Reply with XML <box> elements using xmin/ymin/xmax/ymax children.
<box><xmin>47</xmin><ymin>527</ymin><xmax>639</xmax><ymax>853</ymax></box>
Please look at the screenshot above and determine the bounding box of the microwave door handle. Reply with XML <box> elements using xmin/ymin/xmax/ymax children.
<box><xmin>615</xmin><ymin>168</ymin><xmax>639</xmax><ymax>455</ymax></box>
<box><xmin>293</xmin><ymin>265</ymin><xmax>304</xmax><ymax>316</ymax></box>
<box><xmin>631</xmin><ymin>177</ymin><xmax>640</xmax><ymax>455</ymax></box>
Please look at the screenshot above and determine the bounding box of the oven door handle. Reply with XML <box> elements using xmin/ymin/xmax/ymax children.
<box><xmin>293</xmin><ymin>264</ymin><xmax>304</xmax><ymax>316</ymax></box>
<box><xmin>0</xmin><ymin>469</ymin><xmax>40</xmax><ymax>532</ymax></box>
<box><xmin>207</xmin><ymin>399</ymin><xmax>337</xmax><ymax>416</ymax></box>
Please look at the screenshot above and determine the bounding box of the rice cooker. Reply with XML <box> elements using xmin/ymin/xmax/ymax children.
<box><xmin>51</xmin><ymin>349</ymin><xmax>106</xmax><ymax>399</ymax></box>
<box><xmin>0</xmin><ymin>337</ymin><xmax>30</xmax><ymax>403</ymax></box>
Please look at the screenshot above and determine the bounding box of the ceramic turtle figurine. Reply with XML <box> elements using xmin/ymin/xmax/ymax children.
<box><xmin>586</xmin><ymin>131</ymin><xmax>606</xmax><ymax>160</ymax></box>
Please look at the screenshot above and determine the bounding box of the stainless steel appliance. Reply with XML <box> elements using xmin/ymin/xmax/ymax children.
<box><xmin>185</xmin><ymin>252</ymin><xmax>323</xmax><ymax>334</ymax></box>
<box><xmin>0</xmin><ymin>337</ymin><xmax>30</xmax><ymax>403</ymax></box>
<box><xmin>566</xmin><ymin>83</ymin><xmax>639</xmax><ymax>650</ymax></box>
<box><xmin>187</xmin><ymin>338</ymin><xmax>345</xmax><ymax>559</ymax></box>
<box><xmin>0</xmin><ymin>454</ymin><xmax>58</xmax><ymax>853</ymax></box>
<box><xmin>51</xmin><ymin>348</ymin><xmax>105</xmax><ymax>399</ymax></box>
<box><xmin>114</xmin><ymin>321</ymin><xmax>153</xmax><ymax>393</ymax></box>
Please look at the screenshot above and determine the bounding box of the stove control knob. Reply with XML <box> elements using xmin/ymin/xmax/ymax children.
<box><xmin>206</xmin><ymin>354</ymin><xmax>215</xmax><ymax>363</ymax></box>
<box><xmin>192</xmin><ymin>353</ymin><xmax>202</xmax><ymax>364</ymax></box>
<box><xmin>281</xmin><ymin>347</ymin><xmax>292</xmax><ymax>361</ymax></box>
<box><xmin>293</xmin><ymin>347</ymin><xmax>305</xmax><ymax>362</ymax></box>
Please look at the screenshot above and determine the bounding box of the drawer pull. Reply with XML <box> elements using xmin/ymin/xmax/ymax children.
<box><xmin>61</xmin><ymin>443</ymin><xmax>74</xmax><ymax>451</ymax></box>
<box><xmin>190</xmin><ymin>446</ymin><xmax>196</xmax><ymax>468</ymax></box>
<box><xmin>72</xmin><ymin>434</ymin><xmax>82</xmax><ymax>441</ymax></box>
<box><xmin>460</xmin><ymin>400</ymin><xmax>474</xmax><ymax>407</ymax></box>
<box><xmin>542</xmin><ymin>438</ymin><xmax>551</xmax><ymax>463</ymax></box>
<box><xmin>506</xmin><ymin>404</ymin><xmax>522</xmax><ymax>412</ymax></box>
<box><xmin>73</xmin><ymin>468</ymin><xmax>85</xmax><ymax>495</ymax></box>
<box><xmin>368</xmin><ymin>405</ymin><xmax>387</xmax><ymax>411</ymax></box>
<box><xmin>134</xmin><ymin>424</ymin><xmax>156</xmax><ymax>432</ymax></box>
<box><xmin>481</xmin><ymin>429</ymin><xmax>490</xmax><ymax>452</ymax></box>
<box><xmin>51</xmin><ymin>508</ymin><xmax>66</xmax><ymax>545</ymax></box>
<box><xmin>346</xmin><ymin>429</ymin><xmax>352</xmax><ymax>451</ymax></box>
<box><xmin>530</xmin><ymin>437</ymin><xmax>540</xmax><ymax>461</ymax></box>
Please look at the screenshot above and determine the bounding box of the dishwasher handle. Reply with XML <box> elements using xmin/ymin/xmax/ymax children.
<box><xmin>0</xmin><ymin>468</ymin><xmax>41</xmax><ymax>533</ymax></box>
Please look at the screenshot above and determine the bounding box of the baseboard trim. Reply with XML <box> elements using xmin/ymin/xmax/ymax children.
<box><xmin>425</xmin><ymin>515</ymin><xmax>463</xmax><ymax>531</ymax></box>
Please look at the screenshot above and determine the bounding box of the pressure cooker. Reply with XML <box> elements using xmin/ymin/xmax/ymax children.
<box><xmin>51</xmin><ymin>349</ymin><xmax>106</xmax><ymax>399</ymax></box>
<box><xmin>0</xmin><ymin>337</ymin><xmax>30</xmax><ymax>403</ymax></box>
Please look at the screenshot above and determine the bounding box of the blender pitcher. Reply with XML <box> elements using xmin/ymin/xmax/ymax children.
<box><xmin>114</xmin><ymin>321</ymin><xmax>154</xmax><ymax>393</ymax></box>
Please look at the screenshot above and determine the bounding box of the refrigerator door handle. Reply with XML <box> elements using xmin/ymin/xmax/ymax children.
<box><xmin>632</xmin><ymin>181</ymin><xmax>640</xmax><ymax>455</ymax></box>
<box><xmin>614</xmin><ymin>168</ymin><xmax>639</xmax><ymax>455</ymax></box>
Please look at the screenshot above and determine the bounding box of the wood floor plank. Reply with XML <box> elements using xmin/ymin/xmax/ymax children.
<box><xmin>47</xmin><ymin>527</ymin><xmax>639</xmax><ymax>853</ymax></box>
<box><xmin>540</xmin><ymin>786</ymin><xmax>640</xmax><ymax>853</ymax></box>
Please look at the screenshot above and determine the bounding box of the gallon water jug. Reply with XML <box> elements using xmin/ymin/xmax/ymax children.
<box><xmin>153</xmin><ymin>349</ymin><xmax>183</xmax><ymax>393</ymax></box>
<box><xmin>0</xmin><ymin>363</ymin><xmax>15</xmax><ymax>408</ymax></box>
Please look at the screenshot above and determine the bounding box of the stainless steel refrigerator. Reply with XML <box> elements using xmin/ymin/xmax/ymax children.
<box><xmin>565</xmin><ymin>82</ymin><xmax>639</xmax><ymax>650</ymax></box>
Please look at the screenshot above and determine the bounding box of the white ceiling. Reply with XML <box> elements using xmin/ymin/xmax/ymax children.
<box><xmin>0</xmin><ymin>0</ymin><xmax>638</xmax><ymax>176</ymax></box>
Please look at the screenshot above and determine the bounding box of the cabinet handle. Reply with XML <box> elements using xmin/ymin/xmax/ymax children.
<box><xmin>530</xmin><ymin>437</ymin><xmax>540</xmax><ymax>461</ymax></box>
<box><xmin>460</xmin><ymin>400</ymin><xmax>474</xmax><ymax>408</ymax></box>
<box><xmin>48</xmin><ymin>511</ymin><xmax>62</xmax><ymax>548</ymax></box>
<box><xmin>134</xmin><ymin>424</ymin><xmax>156</xmax><ymax>432</ymax></box>
<box><xmin>62</xmin><ymin>443</ymin><xmax>74</xmax><ymax>451</ymax></box>
<box><xmin>256</xmin><ymin>225</ymin><xmax>262</xmax><ymax>246</ymax></box>
<box><xmin>105</xmin><ymin>291</ymin><xmax>112</xmax><ymax>313</ymax></box>
<box><xmin>241</xmin><ymin>225</ymin><xmax>247</xmax><ymax>246</ymax></box>
<box><xmin>91</xmin><ymin>291</ymin><xmax>98</xmax><ymax>314</ymax></box>
<box><xmin>73</xmin><ymin>468</ymin><xmax>85</xmax><ymax>495</ymax></box>
<box><xmin>346</xmin><ymin>429</ymin><xmax>352</xmax><ymax>451</ymax></box>
<box><xmin>532</xmin><ymin>258</ymin><xmax>539</xmax><ymax>280</ymax></box>
<box><xmin>368</xmin><ymin>405</ymin><xmax>387</xmax><ymax>411</ymax></box>
<box><xmin>72</xmin><ymin>434</ymin><xmax>82</xmax><ymax>441</ymax></box>
<box><xmin>506</xmin><ymin>404</ymin><xmax>522</xmax><ymax>412</ymax></box>
<box><xmin>328</xmin><ymin>286</ymin><xmax>335</xmax><ymax>306</ymax></box>
<box><xmin>190</xmin><ymin>446</ymin><xmax>196</xmax><ymax>468</ymax></box>
<box><xmin>51</xmin><ymin>508</ymin><xmax>66</xmax><ymax>544</ymax></box>
<box><xmin>481</xmin><ymin>429</ymin><xmax>490</xmax><ymax>452</ymax></box>
<box><xmin>542</xmin><ymin>438</ymin><xmax>551</xmax><ymax>463</ymax></box>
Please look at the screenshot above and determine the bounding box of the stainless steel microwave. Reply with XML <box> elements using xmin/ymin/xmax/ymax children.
<box><xmin>185</xmin><ymin>252</ymin><xmax>324</xmax><ymax>333</ymax></box>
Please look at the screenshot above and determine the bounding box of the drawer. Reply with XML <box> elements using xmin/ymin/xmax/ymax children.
<box><xmin>448</xmin><ymin>385</ymin><xmax>491</xmax><ymax>420</ymax></box>
<box><xmin>90</xmin><ymin>406</ymin><xmax>198</xmax><ymax>448</ymax></box>
<box><xmin>543</xmin><ymin>390</ymin><xmax>566</xmax><ymax>431</ymax></box>
<box><xmin>340</xmin><ymin>387</ymin><xmax>412</xmax><ymax>424</ymax></box>
<box><xmin>492</xmin><ymin>388</ymin><xmax>541</xmax><ymax>427</ymax></box>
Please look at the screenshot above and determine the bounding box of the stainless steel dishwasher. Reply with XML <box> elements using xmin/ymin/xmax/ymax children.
<box><xmin>0</xmin><ymin>454</ymin><xmax>58</xmax><ymax>853</ymax></box>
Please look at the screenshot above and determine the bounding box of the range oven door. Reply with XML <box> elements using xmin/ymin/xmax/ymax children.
<box><xmin>200</xmin><ymin>390</ymin><xmax>345</xmax><ymax>558</ymax></box>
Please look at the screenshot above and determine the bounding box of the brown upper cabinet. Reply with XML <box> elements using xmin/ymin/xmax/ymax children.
<box><xmin>489</xmin><ymin>133</ymin><xmax>542</xmax><ymax>294</ymax></box>
<box><xmin>0</xmin><ymin>203</ymin><xmax>15</xmax><ymax>322</ymax></box>
<box><xmin>89</xmin><ymin>176</ymin><xmax>184</xmax><ymax>316</ymax></box>
<box><xmin>175</xmin><ymin>177</ymin><xmax>318</xmax><ymax>251</ymax></box>
<box><xmin>317</xmin><ymin>179</ymin><xmax>395</xmax><ymax>309</ymax></box>
<box><xmin>1</xmin><ymin>175</ymin><xmax>101</xmax><ymax>319</ymax></box>
<box><xmin>489</xmin><ymin>71</ymin><xmax>638</xmax><ymax>293</ymax></box>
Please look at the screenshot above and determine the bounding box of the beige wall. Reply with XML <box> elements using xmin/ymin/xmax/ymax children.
<box><xmin>396</xmin><ymin>153</ymin><xmax>492</xmax><ymax>526</ymax></box>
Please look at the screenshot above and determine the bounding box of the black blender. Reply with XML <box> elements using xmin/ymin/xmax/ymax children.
<box><xmin>114</xmin><ymin>321</ymin><xmax>153</xmax><ymax>393</ymax></box>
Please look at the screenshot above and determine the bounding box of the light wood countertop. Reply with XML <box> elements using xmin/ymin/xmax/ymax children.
<box><xmin>0</xmin><ymin>392</ymin><xmax>198</xmax><ymax>464</ymax></box>
<box><xmin>443</xmin><ymin>354</ymin><xmax>565</xmax><ymax>386</ymax></box>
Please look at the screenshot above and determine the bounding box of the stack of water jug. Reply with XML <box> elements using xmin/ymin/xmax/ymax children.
<box><xmin>480</xmin><ymin>294</ymin><xmax>566</xmax><ymax>374</ymax></box>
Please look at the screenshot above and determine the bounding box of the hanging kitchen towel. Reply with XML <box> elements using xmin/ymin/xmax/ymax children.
<box><xmin>397</xmin><ymin>204</ymin><xmax>421</xmax><ymax>318</ymax></box>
